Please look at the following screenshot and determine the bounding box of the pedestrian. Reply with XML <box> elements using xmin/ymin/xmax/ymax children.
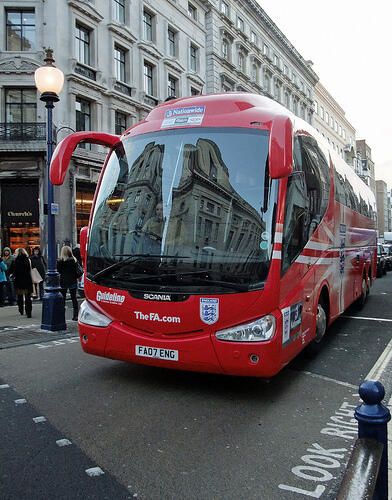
<box><xmin>1</xmin><ymin>247</ymin><xmax>16</xmax><ymax>305</ymax></box>
<box><xmin>30</xmin><ymin>247</ymin><xmax>47</xmax><ymax>300</ymax></box>
<box><xmin>0</xmin><ymin>256</ymin><xmax>7</xmax><ymax>307</ymax></box>
<box><xmin>9</xmin><ymin>248</ymin><xmax>33</xmax><ymax>318</ymax></box>
<box><xmin>72</xmin><ymin>245</ymin><xmax>82</xmax><ymax>266</ymax></box>
<box><xmin>57</xmin><ymin>245</ymin><xmax>79</xmax><ymax>321</ymax></box>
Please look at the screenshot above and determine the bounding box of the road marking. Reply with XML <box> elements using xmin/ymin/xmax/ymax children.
<box><xmin>0</xmin><ymin>384</ymin><xmax>10</xmax><ymax>389</ymax></box>
<box><xmin>343</xmin><ymin>315</ymin><xmax>392</xmax><ymax>322</ymax></box>
<box><xmin>35</xmin><ymin>337</ymin><xmax>80</xmax><ymax>349</ymax></box>
<box><xmin>85</xmin><ymin>467</ymin><xmax>105</xmax><ymax>477</ymax></box>
<box><xmin>56</xmin><ymin>439</ymin><xmax>72</xmax><ymax>447</ymax></box>
<box><xmin>33</xmin><ymin>416</ymin><xmax>47</xmax><ymax>423</ymax></box>
<box><xmin>366</xmin><ymin>338</ymin><xmax>392</xmax><ymax>381</ymax></box>
<box><xmin>301</xmin><ymin>371</ymin><xmax>357</xmax><ymax>389</ymax></box>
<box><xmin>14</xmin><ymin>399</ymin><xmax>27</xmax><ymax>405</ymax></box>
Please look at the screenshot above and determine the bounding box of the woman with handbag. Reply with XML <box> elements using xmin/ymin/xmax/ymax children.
<box><xmin>30</xmin><ymin>247</ymin><xmax>46</xmax><ymax>300</ymax></box>
<box><xmin>9</xmin><ymin>248</ymin><xmax>33</xmax><ymax>317</ymax></box>
<box><xmin>57</xmin><ymin>245</ymin><xmax>80</xmax><ymax>321</ymax></box>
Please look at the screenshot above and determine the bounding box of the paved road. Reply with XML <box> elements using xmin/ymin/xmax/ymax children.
<box><xmin>1</xmin><ymin>275</ymin><xmax>392</xmax><ymax>499</ymax></box>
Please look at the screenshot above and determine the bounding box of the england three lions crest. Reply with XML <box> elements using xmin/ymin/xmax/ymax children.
<box><xmin>200</xmin><ymin>298</ymin><xmax>219</xmax><ymax>325</ymax></box>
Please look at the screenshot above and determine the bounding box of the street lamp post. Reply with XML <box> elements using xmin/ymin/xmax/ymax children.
<box><xmin>34</xmin><ymin>49</ymin><xmax>66</xmax><ymax>331</ymax></box>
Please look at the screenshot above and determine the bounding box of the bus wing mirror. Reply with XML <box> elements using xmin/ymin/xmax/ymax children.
<box><xmin>269</xmin><ymin>116</ymin><xmax>293</xmax><ymax>179</ymax></box>
<box><xmin>80</xmin><ymin>226</ymin><xmax>88</xmax><ymax>263</ymax></box>
<box><xmin>50</xmin><ymin>131</ymin><xmax>119</xmax><ymax>185</ymax></box>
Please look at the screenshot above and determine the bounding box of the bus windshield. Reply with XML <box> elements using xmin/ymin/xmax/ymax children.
<box><xmin>87</xmin><ymin>127</ymin><xmax>278</xmax><ymax>293</ymax></box>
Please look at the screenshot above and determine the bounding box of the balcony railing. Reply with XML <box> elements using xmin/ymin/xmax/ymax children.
<box><xmin>0</xmin><ymin>122</ymin><xmax>46</xmax><ymax>141</ymax></box>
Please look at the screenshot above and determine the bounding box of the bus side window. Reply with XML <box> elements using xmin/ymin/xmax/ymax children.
<box><xmin>282</xmin><ymin>136</ymin><xmax>330</xmax><ymax>276</ymax></box>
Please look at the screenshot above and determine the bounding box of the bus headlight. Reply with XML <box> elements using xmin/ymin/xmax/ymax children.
<box><xmin>79</xmin><ymin>300</ymin><xmax>113</xmax><ymax>328</ymax></box>
<box><xmin>215</xmin><ymin>315</ymin><xmax>276</xmax><ymax>342</ymax></box>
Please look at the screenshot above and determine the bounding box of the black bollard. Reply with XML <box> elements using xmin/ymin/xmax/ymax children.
<box><xmin>355</xmin><ymin>380</ymin><xmax>391</xmax><ymax>500</ymax></box>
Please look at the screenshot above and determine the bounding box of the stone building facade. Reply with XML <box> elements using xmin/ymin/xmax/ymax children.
<box><xmin>312</xmin><ymin>82</ymin><xmax>358</xmax><ymax>168</ymax></box>
<box><xmin>0</xmin><ymin>0</ymin><xmax>320</xmax><ymax>253</ymax></box>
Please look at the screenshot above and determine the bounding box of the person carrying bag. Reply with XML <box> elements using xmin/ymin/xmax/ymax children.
<box><xmin>9</xmin><ymin>248</ymin><xmax>33</xmax><ymax>318</ymax></box>
<box><xmin>57</xmin><ymin>245</ymin><xmax>80</xmax><ymax>321</ymax></box>
<box><xmin>30</xmin><ymin>247</ymin><xmax>46</xmax><ymax>300</ymax></box>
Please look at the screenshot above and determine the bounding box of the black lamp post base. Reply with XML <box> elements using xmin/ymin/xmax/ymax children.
<box><xmin>41</xmin><ymin>290</ymin><xmax>67</xmax><ymax>331</ymax></box>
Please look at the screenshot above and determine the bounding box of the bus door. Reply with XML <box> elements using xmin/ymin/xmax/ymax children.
<box><xmin>280</xmin><ymin>135</ymin><xmax>331</xmax><ymax>358</ymax></box>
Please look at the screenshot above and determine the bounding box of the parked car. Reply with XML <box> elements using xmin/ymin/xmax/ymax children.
<box><xmin>383</xmin><ymin>244</ymin><xmax>392</xmax><ymax>271</ymax></box>
<box><xmin>377</xmin><ymin>244</ymin><xmax>386</xmax><ymax>277</ymax></box>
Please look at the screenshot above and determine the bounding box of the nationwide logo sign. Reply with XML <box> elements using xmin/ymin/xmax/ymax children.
<box><xmin>161</xmin><ymin>105</ymin><xmax>205</xmax><ymax>129</ymax></box>
<box><xmin>96</xmin><ymin>291</ymin><xmax>125</xmax><ymax>304</ymax></box>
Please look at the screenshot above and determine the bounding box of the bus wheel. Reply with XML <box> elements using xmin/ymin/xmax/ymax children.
<box><xmin>354</xmin><ymin>275</ymin><xmax>368</xmax><ymax>310</ymax></box>
<box><xmin>305</xmin><ymin>299</ymin><xmax>327</xmax><ymax>357</ymax></box>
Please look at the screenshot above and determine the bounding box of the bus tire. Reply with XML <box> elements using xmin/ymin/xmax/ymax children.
<box><xmin>305</xmin><ymin>298</ymin><xmax>327</xmax><ymax>357</ymax></box>
<box><xmin>354</xmin><ymin>274</ymin><xmax>368</xmax><ymax>310</ymax></box>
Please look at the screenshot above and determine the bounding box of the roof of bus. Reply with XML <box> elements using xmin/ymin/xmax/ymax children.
<box><xmin>123</xmin><ymin>92</ymin><xmax>294</xmax><ymax>137</ymax></box>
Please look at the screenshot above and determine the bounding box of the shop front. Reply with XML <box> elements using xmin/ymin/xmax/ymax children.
<box><xmin>1</xmin><ymin>180</ymin><xmax>40</xmax><ymax>255</ymax></box>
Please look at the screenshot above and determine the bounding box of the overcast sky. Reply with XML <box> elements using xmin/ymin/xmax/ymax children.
<box><xmin>257</xmin><ymin>0</ymin><xmax>392</xmax><ymax>188</ymax></box>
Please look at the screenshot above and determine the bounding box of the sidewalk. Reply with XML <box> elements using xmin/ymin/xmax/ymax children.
<box><xmin>0</xmin><ymin>299</ymin><xmax>79</xmax><ymax>349</ymax></box>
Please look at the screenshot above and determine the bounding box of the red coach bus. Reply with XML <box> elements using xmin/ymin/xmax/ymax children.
<box><xmin>51</xmin><ymin>93</ymin><xmax>376</xmax><ymax>377</ymax></box>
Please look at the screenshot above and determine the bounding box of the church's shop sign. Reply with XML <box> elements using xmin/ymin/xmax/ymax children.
<box><xmin>1</xmin><ymin>183</ymin><xmax>39</xmax><ymax>224</ymax></box>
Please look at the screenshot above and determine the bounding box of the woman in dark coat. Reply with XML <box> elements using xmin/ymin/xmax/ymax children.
<box><xmin>30</xmin><ymin>246</ymin><xmax>47</xmax><ymax>300</ymax></box>
<box><xmin>57</xmin><ymin>245</ymin><xmax>79</xmax><ymax>320</ymax></box>
<box><xmin>9</xmin><ymin>247</ymin><xmax>33</xmax><ymax>317</ymax></box>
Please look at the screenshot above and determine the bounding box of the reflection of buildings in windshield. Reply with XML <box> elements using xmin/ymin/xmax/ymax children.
<box><xmin>91</xmin><ymin>134</ymin><xmax>271</xmax><ymax>283</ymax></box>
<box><xmin>161</xmin><ymin>138</ymin><xmax>268</xmax><ymax>280</ymax></box>
<box><xmin>92</xmin><ymin>142</ymin><xmax>164</xmax><ymax>256</ymax></box>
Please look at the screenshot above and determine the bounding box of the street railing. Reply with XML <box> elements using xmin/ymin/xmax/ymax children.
<box><xmin>337</xmin><ymin>380</ymin><xmax>390</xmax><ymax>500</ymax></box>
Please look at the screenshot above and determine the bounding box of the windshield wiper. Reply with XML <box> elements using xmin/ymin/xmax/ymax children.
<box><xmin>123</xmin><ymin>270</ymin><xmax>250</xmax><ymax>291</ymax></box>
<box><xmin>91</xmin><ymin>254</ymin><xmax>188</xmax><ymax>280</ymax></box>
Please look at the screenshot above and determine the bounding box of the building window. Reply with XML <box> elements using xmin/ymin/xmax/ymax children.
<box><xmin>191</xmin><ymin>87</ymin><xmax>199</xmax><ymax>96</ymax></box>
<box><xmin>273</xmin><ymin>54</ymin><xmax>280</xmax><ymax>67</ymax></box>
<box><xmin>263</xmin><ymin>43</ymin><xmax>269</xmax><ymax>57</ymax></box>
<box><xmin>252</xmin><ymin>64</ymin><xmax>257</xmax><ymax>83</ymax></box>
<box><xmin>222</xmin><ymin>40</ymin><xmax>228</xmax><ymax>59</ymax></box>
<box><xmin>313</xmin><ymin>101</ymin><xmax>318</xmax><ymax>114</ymax></box>
<box><xmin>113</xmin><ymin>0</ymin><xmax>125</xmax><ymax>23</ymax></box>
<box><xmin>143</xmin><ymin>10</ymin><xmax>153</xmax><ymax>41</ymax></box>
<box><xmin>144</xmin><ymin>62</ymin><xmax>153</xmax><ymax>95</ymax></box>
<box><xmin>236</xmin><ymin>17</ymin><xmax>244</xmax><ymax>31</ymax></box>
<box><xmin>114</xmin><ymin>45</ymin><xmax>126</xmax><ymax>82</ymax></box>
<box><xmin>115</xmin><ymin>111</ymin><xmax>127</xmax><ymax>135</ymax></box>
<box><xmin>283</xmin><ymin>64</ymin><xmax>289</xmax><ymax>77</ymax></box>
<box><xmin>76</xmin><ymin>97</ymin><xmax>91</xmax><ymax>131</ymax></box>
<box><xmin>320</xmin><ymin>106</ymin><xmax>324</xmax><ymax>119</ymax></box>
<box><xmin>5</xmin><ymin>88</ymin><xmax>36</xmax><ymax>124</ymax></box>
<box><xmin>292</xmin><ymin>72</ymin><xmax>297</xmax><ymax>85</ymax></box>
<box><xmin>220</xmin><ymin>1</ymin><xmax>229</xmax><ymax>16</ymax></box>
<box><xmin>284</xmin><ymin>92</ymin><xmax>289</xmax><ymax>108</ymax></box>
<box><xmin>6</xmin><ymin>9</ymin><xmax>35</xmax><ymax>51</ymax></box>
<box><xmin>238</xmin><ymin>53</ymin><xmax>244</xmax><ymax>71</ymax></box>
<box><xmin>190</xmin><ymin>44</ymin><xmax>198</xmax><ymax>71</ymax></box>
<box><xmin>264</xmin><ymin>74</ymin><xmax>270</xmax><ymax>93</ymax></box>
<box><xmin>188</xmin><ymin>3</ymin><xmax>197</xmax><ymax>21</ymax></box>
<box><xmin>251</xmin><ymin>31</ymin><xmax>257</xmax><ymax>45</ymax></box>
<box><xmin>209</xmin><ymin>165</ymin><xmax>217</xmax><ymax>181</ymax></box>
<box><xmin>168</xmin><ymin>28</ymin><xmax>176</xmax><ymax>57</ymax></box>
<box><xmin>75</xmin><ymin>23</ymin><xmax>90</xmax><ymax>65</ymax></box>
<box><xmin>168</xmin><ymin>75</ymin><xmax>177</xmax><ymax>98</ymax></box>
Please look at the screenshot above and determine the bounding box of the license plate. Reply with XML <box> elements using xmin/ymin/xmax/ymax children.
<box><xmin>135</xmin><ymin>345</ymin><xmax>178</xmax><ymax>361</ymax></box>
